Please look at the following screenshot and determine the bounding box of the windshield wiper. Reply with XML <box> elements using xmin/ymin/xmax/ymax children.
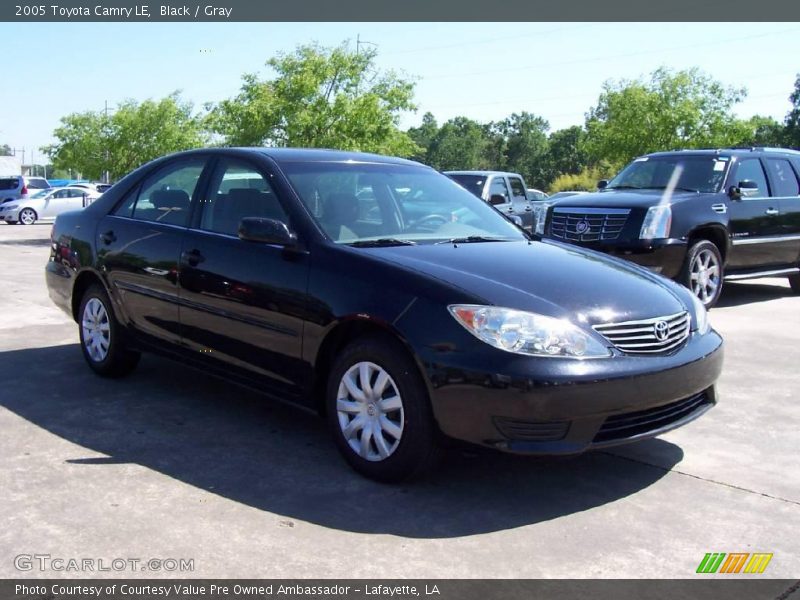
<box><xmin>436</xmin><ymin>236</ymin><xmax>513</xmax><ymax>245</ymax></box>
<box><xmin>347</xmin><ymin>238</ymin><xmax>417</xmax><ymax>247</ymax></box>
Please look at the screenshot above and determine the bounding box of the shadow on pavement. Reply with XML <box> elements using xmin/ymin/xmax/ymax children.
<box><xmin>716</xmin><ymin>280</ymin><xmax>794</xmax><ymax>308</ymax></box>
<box><xmin>1</xmin><ymin>343</ymin><xmax>684</xmax><ymax>538</ymax></box>
<box><xmin>0</xmin><ymin>237</ymin><xmax>52</xmax><ymax>247</ymax></box>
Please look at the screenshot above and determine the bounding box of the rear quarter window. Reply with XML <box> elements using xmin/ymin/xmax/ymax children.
<box><xmin>0</xmin><ymin>177</ymin><xmax>20</xmax><ymax>191</ymax></box>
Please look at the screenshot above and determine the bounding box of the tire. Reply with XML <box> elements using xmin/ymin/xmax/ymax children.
<box><xmin>326</xmin><ymin>335</ymin><xmax>440</xmax><ymax>483</ymax></box>
<box><xmin>18</xmin><ymin>208</ymin><xmax>37</xmax><ymax>225</ymax></box>
<box><xmin>78</xmin><ymin>284</ymin><xmax>140</xmax><ymax>378</ymax></box>
<box><xmin>789</xmin><ymin>273</ymin><xmax>800</xmax><ymax>293</ymax></box>
<box><xmin>680</xmin><ymin>240</ymin><xmax>723</xmax><ymax>308</ymax></box>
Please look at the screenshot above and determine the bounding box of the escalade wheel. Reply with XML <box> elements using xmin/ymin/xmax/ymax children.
<box><xmin>681</xmin><ymin>240</ymin><xmax>723</xmax><ymax>308</ymax></box>
<box><xmin>78</xmin><ymin>284</ymin><xmax>140</xmax><ymax>378</ymax></box>
<box><xmin>326</xmin><ymin>336</ymin><xmax>440</xmax><ymax>482</ymax></box>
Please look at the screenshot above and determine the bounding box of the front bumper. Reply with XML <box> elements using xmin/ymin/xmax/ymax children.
<box><xmin>423</xmin><ymin>328</ymin><xmax>723</xmax><ymax>455</ymax></box>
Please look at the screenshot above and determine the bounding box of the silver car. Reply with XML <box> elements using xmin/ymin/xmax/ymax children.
<box><xmin>0</xmin><ymin>186</ymin><xmax>100</xmax><ymax>225</ymax></box>
<box><xmin>0</xmin><ymin>175</ymin><xmax>51</xmax><ymax>204</ymax></box>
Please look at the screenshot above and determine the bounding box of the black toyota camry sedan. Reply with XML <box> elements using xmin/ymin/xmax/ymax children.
<box><xmin>46</xmin><ymin>148</ymin><xmax>724</xmax><ymax>482</ymax></box>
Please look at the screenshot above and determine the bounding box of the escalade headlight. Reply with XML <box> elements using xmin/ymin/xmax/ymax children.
<box><xmin>639</xmin><ymin>205</ymin><xmax>672</xmax><ymax>239</ymax></box>
<box><xmin>533</xmin><ymin>202</ymin><xmax>551</xmax><ymax>235</ymax></box>
<box><xmin>449</xmin><ymin>305</ymin><xmax>611</xmax><ymax>358</ymax></box>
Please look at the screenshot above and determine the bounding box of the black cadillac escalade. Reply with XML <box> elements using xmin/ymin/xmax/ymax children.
<box><xmin>534</xmin><ymin>148</ymin><xmax>800</xmax><ymax>307</ymax></box>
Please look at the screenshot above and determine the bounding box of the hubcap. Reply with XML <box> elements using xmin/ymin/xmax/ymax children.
<box><xmin>81</xmin><ymin>298</ymin><xmax>111</xmax><ymax>362</ymax></box>
<box><xmin>690</xmin><ymin>249</ymin><xmax>720</xmax><ymax>304</ymax></box>
<box><xmin>20</xmin><ymin>209</ymin><xmax>35</xmax><ymax>225</ymax></box>
<box><xmin>336</xmin><ymin>361</ymin><xmax>404</xmax><ymax>462</ymax></box>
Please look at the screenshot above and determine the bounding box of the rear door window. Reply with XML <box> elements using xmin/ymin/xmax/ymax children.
<box><xmin>734</xmin><ymin>159</ymin><xmax>770</xmax><ymax>198</ymax></box>
<box><xmin>0</xmin><ymin>177</ymin><xmax>19</xmax><ymax>191</ymax></box>
<box><xmin>765</xmin><ymin>158</ymin><xmax>800</xmax><ymax>197</ymax></box>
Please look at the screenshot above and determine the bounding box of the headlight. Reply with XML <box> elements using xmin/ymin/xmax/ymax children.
<box><xmin>533</xmin><ymin>202</ymin><xmax>551</xmax><ymax>235</ymax></box>
<box><xmin>639</xmin><ymin>205</ymin><xmax>672</xmax><ymax>239</ymax></box>
<box><xmin>448</xmin><ymin>305</ymin><xmax>611</xmax><ymax>358</ymax></box>
<box><xmin>689</xmin><ymin>293</ymin><xmax>710</xmax><ymax>334</ymax></box>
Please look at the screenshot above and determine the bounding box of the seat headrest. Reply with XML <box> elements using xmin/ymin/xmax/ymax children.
<box><xmin>151</xmin><ymin>189</ymin><xmax>190</xmax><ymax>210</ymax></box>
<box><xmin>325</xmin><ymin>193</ymin><xmax>359</xmax><ymax>225</ymax></box>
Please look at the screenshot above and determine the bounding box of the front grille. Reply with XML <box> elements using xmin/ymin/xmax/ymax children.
<box><xmin>593</xmin><ymin>311</ymin><xmax>690</xmax><ymax>355</ymax></box>
<box><xmin>549</xmin><ymin>207</ymin><xmax>630</xmax><ymax>242</ymax></box>
<box><xmin>593</xmin><ymin>391</ymin><xmax>711</xmax><ymax>443</ymax></box>
<box><xmin>493</xmin><ymin>417</ymin><xmax>570</xmax><ymax>442</ymax></box>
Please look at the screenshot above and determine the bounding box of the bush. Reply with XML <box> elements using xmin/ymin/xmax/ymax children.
<box><xmin>548</xmin><ymin>164</ymin><xmax>618</xmax><ymax>194</ymax></box>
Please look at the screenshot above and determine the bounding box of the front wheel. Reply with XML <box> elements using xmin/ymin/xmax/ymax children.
<box><xmin>18</xmin><ymin>208</ymin><xmax>37</xmax><ymax>225</ymax></box>
<box><xmin>326</xmin><ymin>335</ymin><xmax>440</xmax><ymax>482</ymax></box>
<box><xmin>78</xmin><ymin>284</ymin><xmax>140</xmax><ymax>378</ymax></box>
<box><xmin>680</xmin><ymin>240</ymin><xmax>723</xmax><ymax>308</ymax></box>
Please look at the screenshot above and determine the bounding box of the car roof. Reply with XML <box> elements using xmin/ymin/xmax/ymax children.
<box><xmin>444</xmin><ymin>170</ymin><xmax>519</xmax><ymax>177</ymax></box>
<box><xmin>165</xmin><ymin>147</ymin><xmax>424</xmax><ymax>167</ymax></box>
<box><xmin>644</xmin><ymin>147</ymin><xmax>800</xmax><ymax>159</ymax></box>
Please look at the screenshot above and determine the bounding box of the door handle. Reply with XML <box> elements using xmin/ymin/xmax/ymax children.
<box><xmin>100</xmin><ymin>230</ymin><xmax>116</xmax><ymax>245</ymax></box>
<box><xmin>181</xmin><ymin>249</ymin><xmax>205</xmax><ymax>267</ymax></box>
<box><xmin>765</xmin><ymin>208</ymin><xmax>779</xmax><ymax>216</ymax></box>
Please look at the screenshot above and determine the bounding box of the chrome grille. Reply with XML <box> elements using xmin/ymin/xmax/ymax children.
<box><xmin>593</xmin><ymin>311</ymin><xmax>691</xmax><ymax>355</ymax></box>
<box><xmin>549</xmin><ymin>207</ymin><xmax>630</xmax><ymax>242</ymax></box>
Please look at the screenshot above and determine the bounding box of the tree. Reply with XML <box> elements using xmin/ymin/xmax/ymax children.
<box><xmin>209</xmin><ymin>42</ymin><xmax>418</xmax><ymax>156</ymax></box>
<box><xmin>425</xmin><ymin>117</ymin><xmax>493</xmax><ymax>171</ymax></box>
<box><xmin>785</xmin><ymin>74</ymin><xmax>800</xmax><ymax>148</ymax></box>
<box><xmin>45</xmin><ymin>93</ymin><xmax>207</xmax><ymax>181</ymax></box>
<box><xmin>735</xmin><ymin>115</ymin><xmax>785</xmax><ymax>147</ymax></box>
<box><xmin>499</xmin><ymin>112</ymin><xmax>550</xmax><ymax>188</ymax></box>
<box><xmin>546</xmin><ymin>126</ymin><xmax>589</xmax><ymax>181</ymax></box>
<box><xmin>0</xmin><ymin>144</ymin><xmax>11</xmax><ymax>156</ymax></box>
<box><xmin>407</xmin><ymin>112</ymin><xmax>439</xmax><ymax>162</ymax></box>
<box><xmin>585</xmin><ymin>67</ymin><xmax>747</xmax><ymax>165</ymax></box>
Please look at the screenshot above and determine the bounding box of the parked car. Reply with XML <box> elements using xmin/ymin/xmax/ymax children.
<box><xmin>0</xmin><ymin>186</ymin><xmax>99</xmax><ymax>225</ymax></box>
<box><xmin>46</xmin><ymin>148</ymin><xmax>723</xmax><ymax>482</ymax></box>
<box><xmin>0</xmin><ymin>175</ymin><xmax>51</xmax><ymax>204</ymax></box>
<box><xmin>535</xmin><ymin>148</ymin><xmax>800</xmax><ymax>307</ymax></box>
<box><xmin>71</xmin><ymin>182</ymin><xmax>112</xmax><ymax>194</ymax></box>
<box><xmin>445</xmin><ymin>170</ymin><xmax>534</xmax><ymax>230</ymax></box>
<box><xmin>527</xmin><ymin>188</ymin><xmax>549</xmax><ymax>201</ymax></box>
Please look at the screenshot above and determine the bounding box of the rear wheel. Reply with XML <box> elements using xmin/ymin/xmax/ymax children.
<box><xmin>78</xmin><ymin>284</ymin><xmax>140</xmax><ymax>378</ymax></box>
<box><xmin>326</xmin><ymin>335</ymin><xmax>440</xmax><ymax>482</ymax></box>
<box><xmin>680</xmin><ymin>240</ymin><xmax>723</xmax><ymax>308</ymax></box>
<box><xmin>19</xmin><ymin>208</ymin><xmax>37</xmax><ymax>225</ymax></box>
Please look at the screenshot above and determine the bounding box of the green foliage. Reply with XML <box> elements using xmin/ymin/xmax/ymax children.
<box><xmin>546</xmin><ymin>126</ymin><xmax>589</xmax><ymax>180</ymax></box>
<box><xmin>0</xmin><ymin>144</ymin><xmax>12</xmax><ymax>156</ymax></box>
<box><xmin>735</xmin><ymin>115</ymin><xmax>786</xmax><ymax>147</ymax></box>
<box><xmin>425</xmin><ymin>117</ymin><xmax>496</xmax><ymax>171</ymax></box>
<box><xmin>499</xmin><ymin>112</ymin><xmax>550</xmax><ymax>188</ymax></box>
<box><xmin>208</xmin><ymin>42</ymin><xmax>418</xmax><ymax>156</ymax></box>
<box><xmin>784</xmin><ymin>74</ymin><xmax>800</xmax><ymax>148</ymax></box>
<box><xmin>549</xmin><ymin>164</ymin><xmax>618</xmax><ymax>194</ymax></box>
<box><xmin>44</xmin><ymin>93</ymin><xmax>207</xmax><ymax>181</ymax></box>
<box><xmin>585</xmin><ymin>67</ymin><xmax>747</xmax><ymax>165</ymax></box>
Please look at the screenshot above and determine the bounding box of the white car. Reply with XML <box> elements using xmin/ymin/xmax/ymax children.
<box><xmin>0</xmin><ymin>186</ymin><xmax>100</xmax><ymax>225</ymax></box>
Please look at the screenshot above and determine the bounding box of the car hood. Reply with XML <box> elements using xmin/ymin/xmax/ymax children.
<box><xmin>549</xmin><ymin>189</ymin><xmax>706</xmax><ymax>209</ymax></box>
<box><xmin>362</xmin><ymin>240</ymin><xmax>688</xmax><ymax>326</ymax></box>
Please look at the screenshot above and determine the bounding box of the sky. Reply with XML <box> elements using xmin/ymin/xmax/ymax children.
<box><xmin>1</xmin><ymin>22</ymin><xmax>799</xmax><ymax>165</ymax></box>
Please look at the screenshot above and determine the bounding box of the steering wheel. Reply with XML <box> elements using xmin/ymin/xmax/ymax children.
<box><xmin>410</xmin><ymin>214</ymin><xmax>449</xmax><ymax>232</ymax></box>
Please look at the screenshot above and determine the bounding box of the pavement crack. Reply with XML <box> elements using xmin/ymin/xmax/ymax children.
<box><xmin>775</xmin><ymin>580</ymin><xmax>800</xmax><ymax>600</ymax></box>
<box><xmin>600</xmin><ymin>451</ymin><xmax>800</xmax><ymax>507</ymax></box>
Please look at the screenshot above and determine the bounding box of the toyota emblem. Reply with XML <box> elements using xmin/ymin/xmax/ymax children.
<box><xmin>653</xmin><ymin>320</ymin><xmax>669</xmax><ymax>341</ymax></box>
<box><xmin>575</xmin><ymin>220</ymin><xmax>590</xmax><ymax>234</ymax></box>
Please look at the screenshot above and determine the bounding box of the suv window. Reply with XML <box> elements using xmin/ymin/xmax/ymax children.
<box><xmin>765</xmin><ymin>158</ymin><xmax>800</xmax><ymax>197</ymax></box>
<box><xmin>489</xmin><ymin>176</ymin><xmax>509</xmax><ymax>199</ymax></box>
<box><xmin>734</xmin><ymin>158</ymin><xmax>769</xmax><ymax>199</ymax></box>
<box><xmin>448</xmin><ymin>174</ymin><xmax>486</xmax><ymax>199</ymax></box>
<box><xmin>200</xmin><ymin>160</ymin><xmax>288</xmax><ymax>237</ymax></box>
<box><xmin>26</xmin><ymin>178</ymin><xmax>49</xmax><ymax>189</ymax></box>
<box><xmin>508</xmin><ymin>177</ymin><xmax>527</xmax><ymax>198</ymax></box>
<box><xmin>0</xmin><ymin>177</ymin><xmax>19</xmax><ymax>191</ymax></box>
<box><xmin>114</xmin><ymin>159</ymin><xmax>204</xmax><ymax>226</ymax></box>
<box><xmin>608</xmin><ymin>155</ymin><xmax>729</xmax><ymax>193</ymax></box>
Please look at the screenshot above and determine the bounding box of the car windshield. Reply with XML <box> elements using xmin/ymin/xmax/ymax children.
<box><xmin>30</xmin><ymin>190</ymin><xmax>50</xmax><ymax>199</ymax></box>
<box><xmin>607</xmin><ymin>155</ymin><xmax>730</xmax><ymax>193</ymax></box>
<box><xmin>282</xmin><ymin>162</ymin><xmax>526</xmax><ymax>245</ymax></box>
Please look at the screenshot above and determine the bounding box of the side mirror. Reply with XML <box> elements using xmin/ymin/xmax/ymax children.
<box><xmin>238</xmin><ymin>217</ymin><xmax>297</xmax><ymax>246</ymax></box>
<box><xmin>597</xmin><ymin>179</ymin><xmax>609</xmax><ymax>190</ymax></box>
<box><xmin>489</xmin><ymin>194</ymin><xmax>506</xmax><ymax>206</ymax></box>
<box><xmin>729</xmin><ymin>180</ymin><xmax>759</xmax><ymax>200</ymax></box>
<box><xmin>509</xmin><ymin>215</ymin><xmax>524</xmax><ymax>227</ymax></box>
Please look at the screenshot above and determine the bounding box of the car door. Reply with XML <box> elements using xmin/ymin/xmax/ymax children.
<box><xmin>726</xmin><ymin>157</ymin><xmax>786</xmax><ymax>269</ymax></box>
<box><xmin>508</xmin><ymin>175</ymin><xmax>533</xmax><ymax>229</ymax></box>
<box><xmin>178</xmin><ymin>156</ymin><xmax>310</xmax><ymax>401</ymax></box>
<box><xmin>96</xmin><ymin>156</ymin><xmax>208</xmax><ymax>346</ymax></box>
<box><xmin>487</xmin><ymin>175</ymin><xmax>513</xmax><ymax>215</ymax></box>
<box><xmin>763</xmin><ymin>157</ymin><xmax>800</xmax><ymax>265</ymax></box>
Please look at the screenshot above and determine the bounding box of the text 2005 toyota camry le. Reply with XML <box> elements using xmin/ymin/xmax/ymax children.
<box><xmin>46</xmin><ymin>148</ymin><xmax>723</xmax><ymax>481</ymax></box>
